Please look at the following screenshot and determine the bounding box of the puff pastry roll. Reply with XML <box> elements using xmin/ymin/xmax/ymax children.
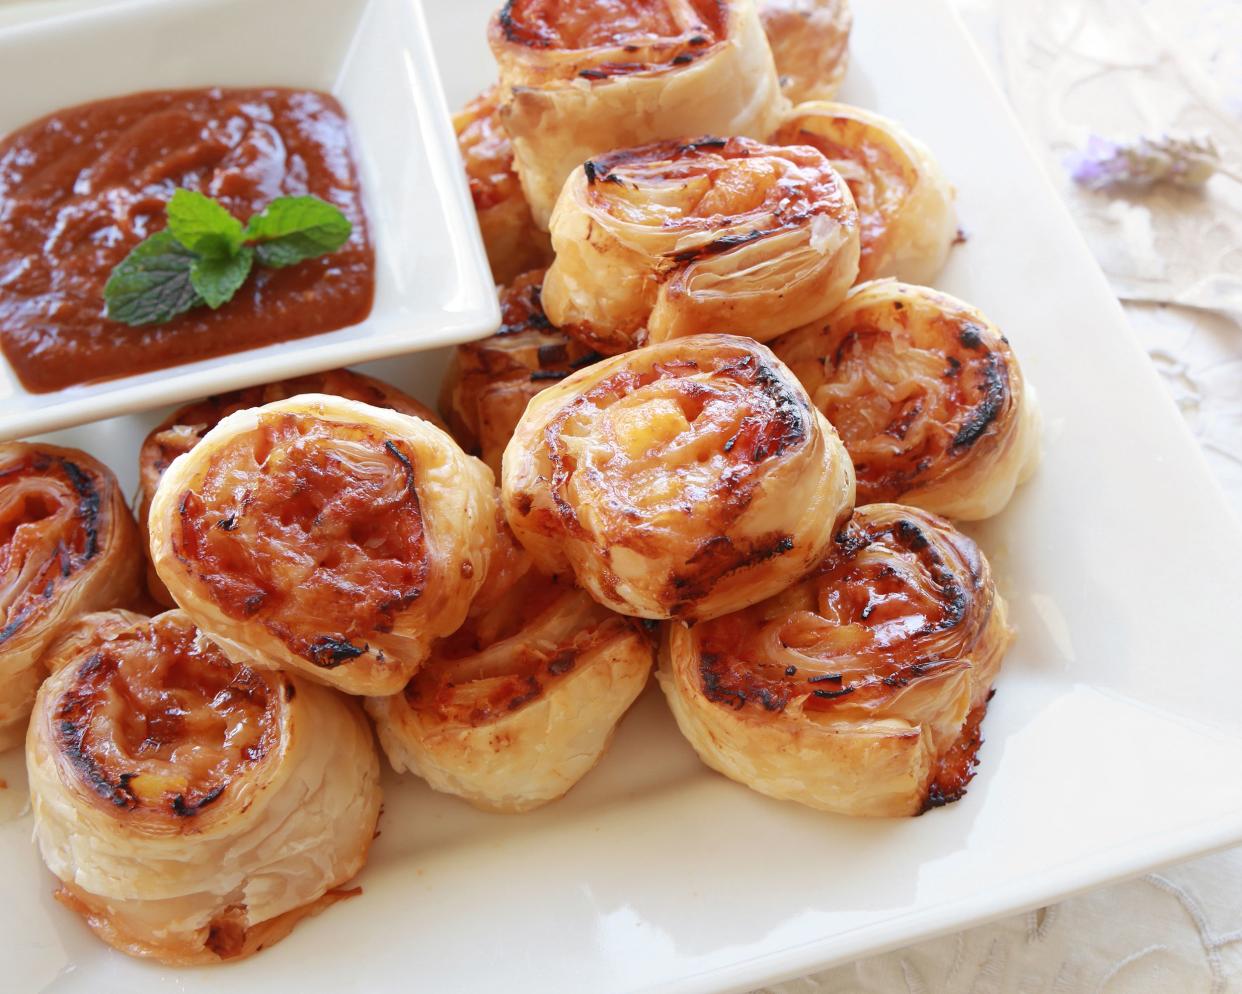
<box><xmin>502</xmin><ymin>334</ymin><xmax>855</xmax><ymax>622</ymax></box>
<box><xmin>771</xmin><ymin>102</ymin><xmax>956</xmax><ymax>284</ymax></box>
<box><xmin>27</xmin><ymin>609</ymin><xmax>380</xmax><ymax>964</ymax></box>
<box><xmin>139</xmin><ymin>368</ymin><xmax>442</xmax><ymax>607</ymax></box>
<box><xmin>148</xmin><ymin>395</ymin><xmax>496</xmax><ymax>696</ymax></box>
<box><xmin>439</xmin><ymin>269</ymin><xmax>599</xmax><ymax>475</ymax></box>
<box><xmin>0</xmin><ymin>444</ymin><xmax>142</xmax><ymax>750</ymax></box>
<box><xmin>659</xmin><ymin>503</ymin><xmax>1011</xmax><ymax>817</ymax></box>
<box><xmin>542</xmin><ymin>137</ymin><xmax>860</xmax><ymax>354</ymax></box>
<box><xmin>367</xmin><ymin>559</ymin><xmax>653</xmax><ymax>813</ymax></box>
<box><xmin>759</xmin><ymin>0</ymin><xmax>852</xmax><ymax>103</ymax></box>
<box><xmin>773</xmin><ymin>281</ymin><xmax>1039</xmax><ymax>519</ymax></box>
<box><xmin>454</xmin><ymin>86</ymin><xmax>554</xmax><ymax>284</ymax></box>
<box><xmin>489</xmin><ymin>0</ymin><xmax>785</xmax><ymax>228</ymax></box>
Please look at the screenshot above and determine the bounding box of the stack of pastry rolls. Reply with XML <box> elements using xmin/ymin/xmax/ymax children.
<box><xmin>8</xmin><ymin>0</ymin><xmax>1044</xmax><ymax>972</ymax></box>
<box><xmin>441</xmin><ymin>0</ymin><xmax>1039</xmax><ymax>820</ymax></box>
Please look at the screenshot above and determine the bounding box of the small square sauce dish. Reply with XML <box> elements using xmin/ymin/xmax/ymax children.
<box><xmin>0</xmin><ymin>0</ymin><xmax>499</xmax><ymax>441</ymax></box>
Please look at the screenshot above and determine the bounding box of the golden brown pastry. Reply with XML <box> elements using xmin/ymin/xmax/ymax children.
<box><xmin>454</xmin><ymin>86</ymin><xmax>554</xmax><ymax>284</ymax></box>
<box><xmin>773</xmin><ymin>280</ymin><xmax>1040</xmax><ymax>519</ymax></box>
<box><xmin>0</xmin><ymin>444</ymin><xmax>142</xmax><ymax>750</ymax></box>
<box><xmin>771</xmin><ymin>102</ymin><xmax>956</xmax><ymax>284</ymax></box>
<box><xmin>139</xmin><ymin>368</ymin><xmax>443</xmax><ymax>608</ymax></box>
<box><xmin>489</xmin><ymin>0</ymin><xmax>786</xmax><ymax>228</ymax></box>
<box><xmin>502</xmin><ymin>334</ymin><xmax>855</xmax><ymax>622</ymax></box>
<box><xmin>542</xmin><ymin>137</ymin><xmax>860</xmax><ymax>354</ymax></box>
<box><xmin>367</xmin><ymin>556</ymin><xmax>653</xmax><ymax>813</ymax></box>
<box><xmin>759</xmin><ymin>0</ymin><xmax>852</xmax><ymax>103</ymax></box>
<box><xmin>439</xmin><ymin>269</ymin><xmax>600</xmax><ymax>475</ymax></box>
<box><xmin>148</xmin><ymin>395</ymin><xmax>496</xmax><ymax>696</ymax></box>
<box><xmin>27</xmin><ymin>609</ymin><xmax>380</xmax><ymax>964</ymax></box>
<box><xmin>658</xmin><ymin>503</ymin><xmax>1011</xmax><ymax>817</ymax></box>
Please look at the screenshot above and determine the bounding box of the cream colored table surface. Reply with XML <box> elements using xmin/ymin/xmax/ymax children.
<box><xmin>1</xmin><ymin>1</ymin><xmax>1240</xmax><ymax>991</ymax></box>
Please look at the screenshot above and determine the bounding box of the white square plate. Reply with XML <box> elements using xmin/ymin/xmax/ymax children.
<box><xmin>0</xmin><ymin>0</ymin><xmax>498</xmax><ymax>441</ymax></box>
<box><xmin>5</xmin><ymin>1</ymin><xmax>1242</xmax><ymax>992</ymax></box>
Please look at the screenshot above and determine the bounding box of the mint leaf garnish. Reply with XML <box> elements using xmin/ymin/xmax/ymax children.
<box><xmin>167</xmin><ymin>189</ymin><xmax>245</xmax><ymax>259</ymax></box>
<box><xmin>191</xmin><ymin>247</ymin><xmax>254</xmax><ymax>309</ymax></box>
<box><xmin>104</xmin><ymin>191</ymin><xmax>354</xmax><ymax>327</ymax></box>
<box><xmin>104</xmin><ymin>231</ymin><xmax>203</xmax><ymax>326</ymax></box>
<box><xmin>245</xmin><ymin>195</ymin><xmax>353</xmax><ymax>268</ymax></box>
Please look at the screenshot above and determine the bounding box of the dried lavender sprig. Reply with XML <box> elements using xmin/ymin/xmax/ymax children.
<box><xmin>1066</xmin><ymin>133</ymin><xmax>1225</xmax><ymax>192</ymax></box>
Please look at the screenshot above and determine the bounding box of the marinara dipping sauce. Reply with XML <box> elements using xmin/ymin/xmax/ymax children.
<box><xmin>0</xmin><ymin>87</ymin><xmax>374</xmax><ymax>393</ymax></box>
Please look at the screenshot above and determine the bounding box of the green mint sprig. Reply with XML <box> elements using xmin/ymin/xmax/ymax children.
<box><xmin>104</xmin><ymin>190</ymin><xmax>352</xmax><ymax>327</ymax></box>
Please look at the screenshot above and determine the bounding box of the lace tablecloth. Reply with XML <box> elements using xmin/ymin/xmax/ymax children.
<box><xmin>761</xmin><ymin>1</ymin><xmax>1242</xmax><ymax>991</ymax></box>
<box><xmin>0</xmin><ymin>0</ymin><xmax>1238</xmax><ymax>990</ymax></box>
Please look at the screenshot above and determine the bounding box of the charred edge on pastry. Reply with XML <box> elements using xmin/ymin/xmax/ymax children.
<box><xmin>498</xmin><ymin>294</ymin><xmax>552</xmax><ymax>336</ymax></box>
<box><xmin>884</xmin><ymin>398</ymin><xmax>924</xmax><ymax>440</ymax></box>
<box><xmin>172</xmin><ymin>783</ymin><xmax>226</xmax><ymax>817</ymax></box>
<box><xmin>681</xmin><ymin>136</ymin><xmax>729</xmax><ymax>153</ymax></box>
<box><xmin>893</xmin><ymin>518</ymin><xmax>930</xmax><ymax>552</ymax></box>
<box><xmin>669</xmin><ymin>228</ymin><xmax>766</xmax><ymax>265</ymax></box>
<box><xmin>958</xmin><ymin>324</ymin><xmax>985</xmax><ymax>350</ymax></box>
<box><xmin>699</xmin><ymin>654</ymin><xmax>747</xmax><ymax>709</ymax></box>
<box><xmin>722</xmin><ymin>354</ymin><xmax>809</xmax><ymax>458</ymax></box>
<box><xmin>383</xmin><ymin>440</ymin><xmax>420</xmax><ymax>499</ymax></box>
<box><xmin>0</xmin><ymin>603</ymin><xmax>35</xmax><ymax>645</ymax></box>
<box><xmin>497</xmin><ymin>1</ymin><xmax>554</xmax><ymax>48</ymax></box>
<box><xmin>702</xmin><ymin>663</ymin><xmax>788</xmax><ymax>712</ymax></box>
<box><xmin>216</xmin><ymin>514</ymin><xmax>239</xmax><ymax>531</ymax></box>
<box><xmin>668</xmin><ymin>533</ymin><xmax>794</xmax><ymax>613</ymax></box>
<box><xmin>577</xmin><ymin>63</ymin><xmax>645</xmax><ymax>79</ymax></box>
<box><xmin>890</xmin><ymin>520</ymin><xmax>970</xmax><ymax>633</ymax></box>
<box><xmin>508</xmin><ymin>674</ymin><xmax>542</xmax><ymax>710</ymax></box>
<box><xmin>812</xmin><ymin>686</ymin><xmax>855</xmax><ymax>700</ymax></box>
<box><xmin>530</xmin><ymin>369</ymin><xmax>568</xmax><ymax>382</ymax></box>
<box><xmin>807</xmin><ymin>672</ymin><xmax>843</xmax><ymax>684</ymax></box>
<box><xmin>950</xmin><ymin>353</ymin><xmax>1008</xmax><ymax>451</ymax></box>
<box><xmin>832</xmin><ymin>329</ymin><xmax>863</xmax><ymax>369</ymax></box>
<box><xmin>58</xmin><ymin>458</ymin><xmax>101</xmax><ymax>561</ymax></box>
<box><xmin>547</xmin><ymin>649</ymin><xmax>576</xmax><ymax>675</ymax></box>
<box><xmin>922</xmin><ymin>698</ymin><xmax>989</xmax><ymax>811</ymax></box>
<box><xmin>307</xmin><ymin>636</ymin><xmax>369</xmax><ymax>668</ymax></box>
<box><xmin>54</xmin><ymin>653</ymin><xmax>139</xmax><ymax>809</ymax></box>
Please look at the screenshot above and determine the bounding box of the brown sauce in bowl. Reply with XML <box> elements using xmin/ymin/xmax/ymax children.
<box><xmin>0</xmin><ymin>87</ymin><xmax>374</xmax><ymax>393</ymax></box>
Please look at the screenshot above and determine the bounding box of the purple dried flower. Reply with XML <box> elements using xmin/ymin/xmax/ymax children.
<box><xmin>1065</xmin><ymin>133</ymin><xmax>1221</xmax><ymax>192</ymax></box>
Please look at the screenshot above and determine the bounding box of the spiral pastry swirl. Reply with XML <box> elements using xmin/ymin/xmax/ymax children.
<box><xmin>658</xmin><ymin>503</ymin><xmax>1011</xmax><ymax>816</ymax></box>
<box><xmin>454</xmin><ymin>86</ymin><xmax>553</xmax><ymax>284</ymax></box>
<box><xmin>27</xmin><ymin>609</ymin><xmax>380</xmax><ymax>964</ymax></box>
<box><xmin>367</xmin><ymin>554</ymin><xmax>653</xmax><ymax>813</ymax></box>
<box><xmin>542</xmin><ymin>136</ymin><xmax>860</xmax><ymax>354</ymax></box>
<box><xmin>0</xmin><ymin>443</ymin><xmax>141</xmax><ymax>750</ymax></box>
<box><xmin>149</xmin><ymin>395</ymin><xmax>496</xmax><ymax>696</ymax></box>
<box><xmin>489</xmin><ymin>0</ymin><xmax>785</xmax><ymax>228</ymax></box>
<box><xmin>139</xmin><ymin>368</ymin><xmax>442</xmax><ymax>607</ymax></box>
<box><xmin>439</xmin><ymin>270</ymin><xmax>600</xmax><ymax>475</ymax></box>
<box><xmin>773</xmin><ymin>280</ymin><xmax>1040</xmax><ymax>519</ymax></box>
<box><xmin>502</xmin><ymin>334</ymin><xmax>855</xmax><ymax>622</ymax></box>
<box><xmin>771</xmin><ymin>102</ymin><xmax>956</xmax><ymax>284</ymax></box>
<box><xmin>759</xmin><ymin>0</ymin><xmax>852</xmax><ymax>104</ymax></box>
